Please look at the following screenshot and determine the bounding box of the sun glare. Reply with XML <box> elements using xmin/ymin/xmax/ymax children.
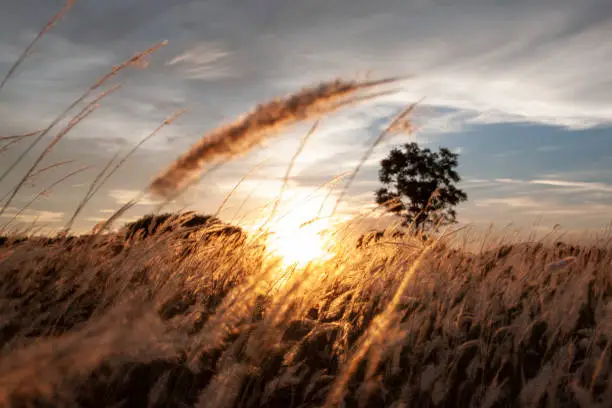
<box><xmin>266</xmin><ymin>216</ymin><xmax>333</xmax><ymax>267</ymax></box>
<box><xmin>251</xmin><ymin>191</ymin><xmax>338</xmax><ymax>268</ymax></box>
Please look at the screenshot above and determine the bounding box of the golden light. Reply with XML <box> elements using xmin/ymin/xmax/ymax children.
<box><xmin>266</xmin><ymin>216</ymin><xmax>333</xmax><ymax>268</ymax></box>
<box><xmin>250</xmin><ymin>190</ymin><xmax>338</xmax><ymax>268</ymax></box>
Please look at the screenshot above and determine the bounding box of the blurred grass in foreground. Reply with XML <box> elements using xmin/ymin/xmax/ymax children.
<box><xmin>1</xmin><ymin>217</ymin><xmax>612</xmax><ymax>407</ymax></box>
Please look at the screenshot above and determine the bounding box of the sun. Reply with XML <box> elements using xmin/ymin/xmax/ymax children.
<box><xmin>251</xmin><ymin>191</ymin><xmax>337</xmax><ymax>268</ymax></box>
<box><xmin>266</xmin><ymin>216</ymin><xmax>333</xmax><ymax>267</ymax></box>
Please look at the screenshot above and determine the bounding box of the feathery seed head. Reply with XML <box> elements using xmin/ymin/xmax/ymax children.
<box><xmin>148</xmin><ymin>77</ymin><xmax>400</xmax><ymax>199</ymax></box>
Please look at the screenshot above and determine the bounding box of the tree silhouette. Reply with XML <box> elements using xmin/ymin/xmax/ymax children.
<box><xmin>375</xmin><ymin>142</ymin><xmax>467</xmax><ymax>232</ymax></box>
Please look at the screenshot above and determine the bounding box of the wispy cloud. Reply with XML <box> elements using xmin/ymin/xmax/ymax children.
<box><xmin>165</xmin><ymin>42</ymin><xmax>237</xmax><ymax>80</ymax></box>
<box><xmin>4</xmin><ymin>0</ymin><xmax>612</xmax><ymax>141</ymax></box>
<box><xmin>0</xmin><ymin>208</ymin><xmax>65</xmax><ymax>224</ymax></box>
<box><xmin>493</xmin><ymin>178</ymin><xmax>524</xmax><ymax>185</ymax></box>
<box><xmin>108</xmin><ymin>189</ymin><xmax>156</xmax><ymax>206</ymax></box>
<box><xmin>529</xmin><ymin>179</ymin><xmax>612</xmax><ymax>193</ymax></box>
<box><xmin>2</xmin><ymin>0</ymin><xmax>612</xmax><ymax>232</ymax></box>
<box><xmin>470</xmin><ymin>178</ymin><xmax>612</xmax><ymax>194</ymax></box>
<box><xmin>523</xmin><ymin>203</ymin><xmax>612</xmax><ymax>217</ymax></box>
<box><xmin>475</xmin><ymin>196</ymin><xmax>543</xmax><ymax>209</ymax></box>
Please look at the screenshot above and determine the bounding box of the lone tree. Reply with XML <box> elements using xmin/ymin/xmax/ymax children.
<box><xmin>375</xmin><ymin>142</ymin><xmax>467</xmax><ymax>232</ymax></box>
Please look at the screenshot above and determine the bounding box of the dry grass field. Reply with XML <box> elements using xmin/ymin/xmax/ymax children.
<box><xmin>1</xmin><ymin>218</ymin><xmax>612</xmax><ymax>408</ymax></box>
<box><xmin>2</xmin><ymin>3</ymin><xmax>612</xmax><ymax>407</ymax></box>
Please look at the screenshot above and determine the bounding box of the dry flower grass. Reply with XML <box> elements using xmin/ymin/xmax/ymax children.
<box><xmin>1</xmin><ymin>222</ymin><xmax>611</xmax><ymax>408</ymax></box>
<box><xmin>147</xmin><ymin>78</ymin><xmax>400</xmax><ymax>200</ymax></box>
<box><xmin>2</xmin><ymin>4</ymin><xmax>612</xmax><ymax>408</ymax></box>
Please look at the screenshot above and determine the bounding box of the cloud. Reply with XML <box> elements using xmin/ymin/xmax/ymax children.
<box><xmin>523</xmin><ymin>203</ymin><xmax>612</xmax><ymax>217</ymax></box>
<box><xmin>4</xmin><ymin>0</ymin><xmax>612</xmax><ymax>138</ymax></box>
<box><xmin>85</xmin><ymin>216</ymin><xmax>107</xmax><ymax>223</ymax></box>
<box><xmin>462</xmin><ymin>175</ymin><xmax>612</xmax><ymax>229</ymax></box>
<box><xmin>469</xmin><ymin>177</ymin><xmax>612</xmax><ymax>195</ymax></box>
<box><xmin>475</xmin><ymin>196</ymin><xmax>543</xmax><ymax>209</ymax></box>
<box><xmin>493</xmin><ymin>178</ymin><xmax>524</xmax><ymax>185</ymax></box>
<box><xmin>2</xmin><ymin>0</ymin><xmax>612</xmax><ymax>233</ymax></box>
<box><xmin>165</xmin><ymin>42</ymin><xmax>237</xmax><ymax>80</ymax></box>
<box><xmin>0</xmin><ymin>208</ymin><xmax>65</xmax><ymax>224</ymax></box>
<box><xmin>108</xmin><ymin>189</ymin><xmax>157</xmax><ymax>206</ymax></box>
<box><xmin>529</xmin><ymin>179</ymin><xmax>612</xmax><ymax>193</ymax></box>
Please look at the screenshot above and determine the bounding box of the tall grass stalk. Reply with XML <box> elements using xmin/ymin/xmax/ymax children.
<box><xmin>0</xmin><ymin>165</ymin><xmax>90</xmax><ymax>233</ymax></box>
<box><xmin>64</xmin><ymin>109</ymin><xmax>187</xmax><ymax>232</ymax></box>
<box><xmin>325</xmin><ymin>241</ymin><xmax>435</xmax><ymax>407</ymax></box>
<box><xmin>331</xmin><ymin>101</ymin><xmax>420</xmax><ymax>217</ymax></box>
<box><xmin>0</xmin><ymin>84</ymin><xmax>120</xmax><ymax>219</ymax></box>
<box><xmin>264</xmin><ymin>120</ymin><xmax>320</xmax><ymax>227</ymax></box>
<box><xmin>148</xmin><ymin>78</ymin><xmax>401</xmax><ymax>200</ymax></box>
<box><xmin>0</xmin><ymin>130</ymin><xmax>41</xmax><ymax>142</ymax></box>
<box><xmin>214</xmin><ymin>159</ymin><xmax>270</xmax><ymax>218</ymax></box>
<box><xmin>0</xmin><ymin>1</ymin><xmax>76</xmax><ymax>93</ymax></box>
<box><xmin>0</xmin><ymin>160</ymin><xmax>74</xmax><ymax>204</ymax></box>
<box><xmin>0</xmin><ymin>40</ymin><xmax>167</xmax><ymax>189</ymax></box>
<box><xmin>0</xmin><ymin>130</ymin><xmax>41</xmax><ymax>154</ymax></box>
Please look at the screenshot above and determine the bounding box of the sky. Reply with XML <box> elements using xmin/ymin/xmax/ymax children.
<box><xmin>1</xmin><ymin>0</ymin><xmax>611</xmax><ymax>237</ymax></box>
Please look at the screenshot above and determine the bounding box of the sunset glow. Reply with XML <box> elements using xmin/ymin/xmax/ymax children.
<box><xmin>266</xmin><ymin>216</ymin><xmax>333</xmax><ymax>268</ymax></box>
<box><xmin>250</xmin><ymin>191</ymin><xmax>337</xmax><ymax>268</ymax></box>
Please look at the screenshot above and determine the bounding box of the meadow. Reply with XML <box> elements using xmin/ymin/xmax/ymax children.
<box><xmin>2</xmin><ymin>214</ymin><xmax>611</xmax><ymax>408</ymax></box>
<box><xmin>2</xmin><ymin>3</ymin><xmax>612</xmax><ymax>407</ymax></box>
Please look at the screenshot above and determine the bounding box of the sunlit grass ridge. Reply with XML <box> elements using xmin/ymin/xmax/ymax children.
<box><xmin>2</xmin><ymin>220</ymin><xmax>612</xmax><ymax>407</ymax></box>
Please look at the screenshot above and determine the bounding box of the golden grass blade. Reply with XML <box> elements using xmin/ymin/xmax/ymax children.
<box><xmin>152</xmin><ymin>158</ymin><xmax>230</xmax><ymax>215</ymax></box>
<box><xmin>0</xmin><ymin>85</ymin><xmax>120</xmax><ymax>219</ymax></box>
<box><xmin>232</xmin><ymin>168</ymin><xmax>343</xmax><ymax>226</ymax></box>
<box><xmin>148</xmin><ymin>77</ymin><xmax>401</xmax><ymax>200</ymax></box>
<box><xmin>0</xmin><ymin>165</ymin><xmax>91</xmax><ymax>233</ymax></box>
<box><xmin>28</xmin><ymin>160</ymin><xmax>76</xmax><ymax>179</ymax></box>
<box><xmin>64</xmin><ymin>110</ymin><xmax>187</xmax><ymax>232</ymax></box>
<box><xmin>94</xmin><ymin>194</ymin><xmax>143</xmax><ymax>236</ymax></box>
<box><xmin>331</xmin><ymin>100</ymin><xmax>421</xmax><ymax>217</ymax></box>
<box><xmin>91</xmin><ymin>41</ymin><xmax>168</xmax><ymax>90</ymax></box>
<box><xmin>316</xmin><ymin>171</ymin><xmax>351</xmax><ymax>221</ymax></box>
<box><xmin>247</xmin><ymin>171</ymin><xmax>348</xmax><ymax>241</ymax></box>
<box><xmin>62</xmin><ymin>150</ymin><xmax>121</xmax><ymax>234</ymax></box>
<box><xmin>0</xmin><ymin>130</ymin><xmax>42</xmax><ymax>142</ymax></box>
<box><xmin>249</xmin><ymin>170</ymin><xmax>349</xmax><ymax>231</ymax></box>
<box><xmin>324</xmin><ymin>243</ymin><xmax>435</xmax><ymax>408</ymax></box>
<box><xmin>263</xmin><ymin>120</ymin><xmax>320</xmax><ymax>227</ymax></box>
<box><xmin>0</xmin><ymin>1</ymin><xmax>76</xmax><ymax>93</ymax></box>
<box><xmin>0</xmin><ymin>41</ymin><xmax>167</xmax><ymax>188</ymax></box>
<box><xmin>0</xmin><ymin>160</ymin><xmax>74</xmax><ymax>204</ymax></box>
<box><xmin>229</xmin><ymin>184</ymin><xmax>260</xmax><ymax>224</ymax></box>
<box><xmin>0</xmin><ymin>130</ymin><xmax>41</xmax><ymax>154</ymax></box>
<box><xmin>214</xmin><ymin>159</ymin><xmax>270</xmax><ymax>218</ymax></box>
<box><xmin>98</xmin><ymin>109</ymin><xmax>188</xmax><ymax>193</ymax></box>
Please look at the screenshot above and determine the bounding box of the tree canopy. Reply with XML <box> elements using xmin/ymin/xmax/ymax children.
<box><xmin>375</xmin><ymin>142</ymin><xmax>467</xmax><ymax>232</ymax></box>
